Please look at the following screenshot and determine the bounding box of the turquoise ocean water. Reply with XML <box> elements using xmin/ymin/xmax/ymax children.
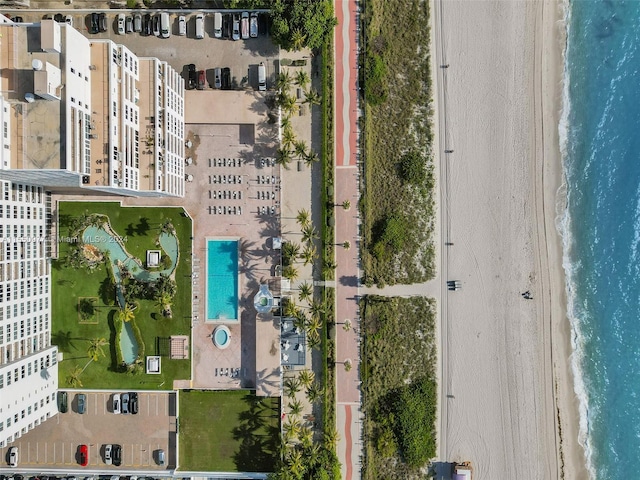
<box><xmin>562</xmin><ymin>1</ymin><xmax>640</xmax><ymax>477</ymax></box>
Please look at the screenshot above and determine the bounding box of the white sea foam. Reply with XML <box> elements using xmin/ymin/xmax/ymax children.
<box><xmin>558</xmin><ymin>0</ymin><xmax>596</xmax><ymax>478</ymax></box>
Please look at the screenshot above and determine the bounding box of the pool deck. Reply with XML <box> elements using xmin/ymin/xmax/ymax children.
<box><xmin>120</xmin><ymin>90</ymin><xmax>281</xmax><ymax>395</ymax></box>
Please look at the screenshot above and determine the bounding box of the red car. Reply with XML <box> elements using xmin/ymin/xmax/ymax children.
<box><xmin>79</xmin><ymin>444</ymin><xmax>88</xmax><ymax>466</ymax></box>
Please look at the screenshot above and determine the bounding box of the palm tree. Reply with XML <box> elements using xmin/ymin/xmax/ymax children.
<box><xmin>280</xmin><ymin>95</ymin><xmax>299</xmax><ymax>116</ymax></box>
<box><xmin>298</xmin><ymin>282</ymin><xmax>313</xmax><ymax>303</ymax></box>
<box><xmin>297</xmin><ymin>369</ymin><xmax>315</xmax><ymax>389</ymax></box>
<box><xmin>159</xmin><ymin>219</ymin><xmax>175</xmax><ymax>235</ymax></box>
<box><xmin>295</xmin><ymin>209</ymin><xmax>311</xmax><ymax>228</ymax></box>
<box><xmin>283</xmin><ymin>298</ymin><xmax>299</xmax><ymax>318</ymax></box>
<box><xmin>323</xmin><ymin>426</ymin><xmax>340</xmax><ymax>448</ymax></box>
<box><xmin>288</xmin><ymin>398</ymin><xmax>303</xmax><ymax>416</ymax></box>
<box><xmin>299</xmin><ymin>244</ymin><xmax>317</xmax><ymax>267</ymax></box>
<box><xmin>306</xmin><ymin>382</ymin><xmax>323</xmax><ymax>404</ymax></box>
<box><xmin>284</xmin><ymin>377</ymin><xmax>302</xmax><ymax>397</ymax></box>
<box><xmin>276</xmin><ymin>70</ymin><xmax>293</xmax><ymax>92</ymax></box>
<box><xmin>283</xmin><ymin>265</ymin><xmax>299</xmax><ymax>282</ymax></box>
<box><xmin>66</xmin><ymin>366</ymin><xmax>83</xmax><ymax>388</ymax></box>
<box><xmin>303</xmin><ymin>150</ymin><xmax>319</xmax><ymax>167</ymax></box>
<box><xmin>323</xmin><ymin>258</ymin><xmax>338</xmax><ymax>276</ymax></box>
<box><xmin>343</xmin><ymin>241</ymin><xmax>351</xmax><ymax>250</ymax></box>
<box><xmin>305</xmin><ymin>314</ymin><xmax>322</xmax><ymax>340</ymax></box>
<box><xmin>118</xmin><ymin>303</ymin><xmax>136</xmax><ymax>323</ymax></box>
<box><xmin>299</xmin><ymin>427</ymin><xmax>314</xmax><ymax>449</ymax></box>
<box><xmin>309</xmin><ymin>300</ymin><xmax>325</xmax><ymax>320</ymax></box>
<box><xmin>304</xmin><ymin>88</ymin><xmax>322</xmax><ymax>106</ymax></box>
<box><xmin>276</xmin><ymin>147</ymin><xmax>293</xmax><ymax>170</ymax></box>
<box><xmin>293</xmin><ymin>310</ymin><xmax>307</xmax><ymax>331</ymax></box>
<box><xmin>87</xmin><ymin>337</ymin><xmax>108</xmax><ymax>362</ymax></box>
<box><xmin>295</xmin><ymin>70</ymin><xmax>310</xmax><ymax>89</ymax></box>
<box><xmin>344</xmin><ymin>359</ymin><xmax>353</xmax><ymax>372</ymax></box>
<box><xmin>307</xmin><ymin>330</ymin><xmax>320</xmax><ymax>349</ymax></box>
<box><xmin>282</xmin><ymin>241</ymin><xmax>301</xmax><ymax>266</ymax></box>
<box><xmin>155</xmin><ymin>292</ymin><xmax>173</xmax><ymax>318</ymax></box>
<box><xmin>294</xmin><ymin>140</ymin><xmax>308</xmax><ymax>159</ymax></box>
<box><xmin>283</xmin><ymin>417</ymin><xmax>302</xmax><ymax>439</ymax></box>
<box><xmin>282</xmin><ymin>126</ymin><xmax>296</xmax><ymax>148</ymax></box>
<box><xmin>290</xmin><ymin>28</ymin><xmax>306</xmax><ymax>51</ymax></box>
<box><xmin>342</xmin><ymin>199</ymin><xmax>351</xmax><ymax>210</ymax></box>
<box><xmin>301</xmin><ymin>225</ymin><xmax>318</xmax><ymax>245</ymax></box>
<box><xmin>286</xmin><ymin>448</ymin><xmax>305</xmax><ymax>477</ymax></box>
<box><xmin>281</xmin><ymin>115</ymin><xmax>291</xmax><ymax>132</ymax></box>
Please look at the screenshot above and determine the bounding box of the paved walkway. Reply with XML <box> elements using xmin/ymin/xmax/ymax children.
<box><xmin>334</xmin><ymin>1</ymin><xmax>362</xmax><ymax>479</ymax></box>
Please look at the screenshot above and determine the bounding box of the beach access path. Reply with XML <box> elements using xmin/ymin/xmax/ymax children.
<box><xmin>334</xmin><ymin>1</ymin><xmax>362</xmax><ymax>479</ymax></box>
<box><xmin>429</xmin><ymin>0</ymin><xmax>588</xmax><ymax>478</ymax></box>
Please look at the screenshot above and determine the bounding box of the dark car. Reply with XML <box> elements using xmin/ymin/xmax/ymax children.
<box><xmin>99</xmin><ymin>12</ymin><xmax>107</xmax><ymax>32</ymax></box>
<box><xmin>197</xmin><ymin>70</ymin><xmax>206</xmax><ymax>90</ymax></box>
<box><xmin>214</xmin><ymin>68</ymin><xmax>222</xmax><ymax>89</ymax></box>
<box><xmin>221</xmin><ymin>67</ymin><xmax>231</xmax><ymax>90</ymax></box>
<box><xmin>13</xmin><ymin>16</ymin><xmax>23</xmax><ymax>23</ymax></box>
<box><xmin>54</xmin><ymin>13</ymin><xmax>64</xmax><ymax>23</ymax></box>
<box><xmin>222</xmin><ymin>13</ymin><xmax>231</xmax><ymax>39</ymax></box>
<box><xmin>112</xmin><ymin>444</ymin><xmax>122</xmax><ymax>466</ymax></box>
<box><xmin>130</xmin><ymin>392</ymin><xmax>139</xmax><ymax>414</ymax></box>
<box><xmin>152</xmin><ymin>14</ymin><xmax>160</xmax><ymax>36</ymax></box>
<box><xmin>77</xmin><ymin>393</ymin><xmax>86</xmax><ymax>414</ymax></box>
<box><xmin>125</xmin><ymin>16</ymin><xmax>133</xmax><ymax>33</ymax></box>
<box><xmin>187</xmin><ymin>64</ymin><xmax>197</xmax><ymax>89</ymax></box>
<box><xmin>78</xmin><ymin>444</ymin><xmax>88</xmax><ymax>467</ymax></box>
<box><xmin>143</xmin><ymin>13</ymin><xmax>152</xmax><ymax>36</ymax></box>
<box><xmin>89</xmin><ymin>13</ymin><xmax>99</xmax><ymax>34</ymax></box>
<box><xmin>58</xmin><ymin>391</ymin><xmax>68</xmax><ymax>413</ymax></box>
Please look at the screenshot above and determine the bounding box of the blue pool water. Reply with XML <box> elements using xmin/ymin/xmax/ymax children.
<box><xmin>206</xmin><ymin>240</ymin><xmax>238</xmax><ymax>321</ymax></box>
<box><xmin>563</xmin><ymin>1</ymin><xmax>640</xmax><ymax>477</ymax></box>
<box><xmin>215</xmin><ymin>328</ymin><xmax>229</xmax><ymax>346</ymax></box>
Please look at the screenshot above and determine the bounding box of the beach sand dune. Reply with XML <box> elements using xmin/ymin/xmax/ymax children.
<box><xmin>432</xmin><ymin>0</ymin><xmax>587</xmax><ymax>478</ymax></box>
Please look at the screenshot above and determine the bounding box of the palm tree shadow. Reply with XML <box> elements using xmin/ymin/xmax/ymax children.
<box><xmin>232</xmin><ymin>395</ymin><xmax>279</xmax><ymax>472</ymax></box>
<box><xmin>51</xmin><ymin>330</ymin><xmax>77</xmax><ymax>353</ymax></box>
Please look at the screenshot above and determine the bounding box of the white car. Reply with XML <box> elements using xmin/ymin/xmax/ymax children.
<box><xmin>112</xmin><ymin>393</ymin><xmax>121</xmax><ymax>414</ymax></box>
<box><xmin>116</xmin><ymin>13</ymin><xmax>125</xmax><ymax>35</ymax></box>
<box><xmin>8</xmin><ymin>446</ymin><xmax>18</xmax><ymax>467</ymax></box>
<box><xmin>104</xmin><ymin>444</ymin><xmax>112</xmax><ymax>465</ymax></box>
<box><xmin>177</xmin><ymin>15</ymin><xmax>186</xmax><ymax>36</ymax></box>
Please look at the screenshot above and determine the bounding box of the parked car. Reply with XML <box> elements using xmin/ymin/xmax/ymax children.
<box><xmin>8</xmin><ymin>446</ymin><xmax>18</xmax><ymax>467</ymax></box>
<box><xmin>133</xmin><ymin>13</ymin><xmax>142</xmax><ymax>33</ymax></box>
<box><xmin>155</xmin><ymin>449</ymin><xmax>165</xmax><ymax>466</ymax></box>
<box><xmin>125</xmin><ymin>16</ymin><xmax>133</xmax><ymax>33</ymax></box>
<box><xmin>241</xmin><ymin>11</ymin><xmax>249</xmax><ymax>40</ymax></box>
<box><xmin>222</xmin><ymin>13</ymin><xmax>231</xmax><ymax>39</ymax></box>
<box><xmin>159</xmin><ymin>12</ymin><xmax>170</xmax><ymax>38</ymax></box>
<box><xmin>177</xmin><ymin>15</ymin><xmax>186</xmax><ymax>36</ymax></box>
<box><xmin>221</xmin><ymin>67</ymin><xmax>231</xmax><ymax>90</ymax></box>
<box><xmin>195</xmin><ymin>13</ymin><xmax>204</xmax><ymax>39</ymax></box>
<box><xmin>213</xmin><ymin>12</ymin><xmax>222</xmax><ymax>38</ymax></box>
<box><xmin>232</xmin><ymin>13</ymin><xmax>240</xmax><ymax>40</ymax></box>
<box><xmin>258</xmin><ymin>12</ymin><xmax>268</xmax><ymax>36</ymax></box>
<box><xmin>130</xmin><ymin>392</ymin><xmax>139</xmax><ymax>414</ymax></box>
<box><xmin>99</xmin><ymin>13</ymin><xmax>107</xmax><ymax>32</ymax></box>
<box><xmin>214</xmin><ymin>68</ymin><xmax>222</xmax><ymax>89</ymax></box>
<box><xmin>122</xmin><ymin>392</ymin><xmax>130</xmax><ymax>414</ymax></box>
<box><xmin>12</xmin><ymin>16</ymin><xmax>23</xmax><ymax>23</ymax></box>
<box><xmin>112</xmin><ymin>444</ymin><xmax>122</xmax><ymax>466</ymax></box>
<box><xmin>249</xmin><ymin>12</ymin><xmax>258</xmax><ymax>38</ymax></box>
<box><xmin>152</xmin><ymin>14</ymin><xmax>160</xmax><ymax>36</ymax></box>
<box><xmin>112</xmin><ymin>393</ymin><xmax>121</xmax><ymax>414</ymax></box>
<box><xmin>197</xmin><ymin>70</ymin><xmax>206</xmax><ymax>90</ymax></box>
<box><xmin>78</xmin><ymin>444</ymin><xmax>88</xmax><ymax>467</ymax></box>
<box><xmin>187</xmin><ymin>64</ymin><xmax>197</xmax><ymax>89</ymax></box>
<box><xmin>143</xmin><ymin>13</ymin><xmax>152</xmax><ymax>35</ymax></box>
<box><xmin>58</xmin><ymin>391</ymin><xmax>68</xmax><ymax>413</ymax></box>
<box><xmin>77</xmin><ymin>393</ymin><xmax>86</xmax><ymax>414</ymax></box>
<box><xmin>104</xmin><ymin>444</ymin><xmax>112</xmax><ymax>465</ymax></box>
<box><xmin>116</xmin><ymin>13</ymin><xmax>125</xmax><ymax>35</ymax></box>
<box><xmin>89</xmin><ymin>13</ymin><xmax>100</xmax><ymax>34</ymax></box>
<box><xmin>65</xmin><ymin>15</ymin><xmax>73</xmax><ymax>26</ymax></box>
<box><xmin>54</xmin><ymin>13</ymin><xmax>64</xmax><ymax>23</ymax></box>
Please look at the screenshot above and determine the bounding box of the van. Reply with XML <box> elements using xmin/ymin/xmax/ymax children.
<box><xmin>213</xmin><ymin>12</ymin><xmax>222</xmax><ymax>38</ymax></box>
<box><xmin>195</xmin><ymin>13</ymin><xmax>204</xmax><ymax>39</ymax></box>
<box><xmin>177</xmin><ymin>15</ymin><xmax>186</xmax><ymax>36</ymax></box>
<box><xmin>258</xmin><ymin>62</ymin><xmax>266</xmax><ymax>91</ymax></box>
<box><xmin>116</xmin><ymin>13</ymin><xmax>125</xmax><ymax>35</ymax></box>
<box><xmin>159</xmin><ymin>12</ymin><xmax>170</xmax><ymax>39</ymax></box>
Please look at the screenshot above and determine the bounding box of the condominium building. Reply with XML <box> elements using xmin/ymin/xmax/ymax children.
<box><xmin>0</xmin><ymin>17</ymin><xmax>185</xmax><ymax>197</ymax></box>
<box><xmin>0</xmin><ymin>180</ymin><xmax>57</xmax><ymax>447</ymax></box>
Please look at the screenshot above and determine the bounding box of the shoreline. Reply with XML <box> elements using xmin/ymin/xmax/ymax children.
<box><xmin>539</xmin><ymin>0</ymin><xmax>589</xmax><ymax>478</ymax></box>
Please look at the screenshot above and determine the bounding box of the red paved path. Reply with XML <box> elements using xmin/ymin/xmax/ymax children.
<box><xmin>334</xmin><ymin>1</ymin><xmax>361</xmax><ymax>479</ymax></box>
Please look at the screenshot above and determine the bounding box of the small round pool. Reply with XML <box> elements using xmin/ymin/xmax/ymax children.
<box><xmin>213</xmin><ymin>325</ymin><xmax>231</xmax><ymax>349</ymax></box>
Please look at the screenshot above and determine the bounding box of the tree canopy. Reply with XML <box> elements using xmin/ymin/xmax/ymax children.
<box><xmin>271</xmin><ymin>0</ymin><xmax>337</xmax><ymax>51</ymax></box>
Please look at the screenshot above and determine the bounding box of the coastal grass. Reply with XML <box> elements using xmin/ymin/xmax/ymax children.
<box><xmin>360</xmin><ymin>295</ymin><xmax>437</xmax><ymax>479</ymax></box>
<box><xmin>179</xmin><ymin>390</ymin><xmax>280</xmax><ymax>472</ymax></box>
<box><xmin>52</xmin><ymin>201</ymin><xmax>192</xmax><ymax>390</ymax></box>
<box><xmin>360</xmin><ymin>0</ymin><xmax>436</xmax><ymax>286</ymax></box>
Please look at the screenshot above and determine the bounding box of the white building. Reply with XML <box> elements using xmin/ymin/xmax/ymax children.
<box><xmin>0</xmin><ymin>180</ymin><xmax>58</xmax><ymax>447</ymax></box>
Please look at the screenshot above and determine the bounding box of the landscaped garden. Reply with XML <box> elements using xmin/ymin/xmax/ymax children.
<box><xmin>52</xmin><ymin>201</ymin><xmax>192</xmax><ymax>390</ymax></box>
<box><xmin>179</xmin><ymin>390</ymin><xmax>280</xmax><ymax>472</ymax></box>
<box><xmin>360</xmin><ymin>295</ymin><xmax>438</xmax><ymax>480</ymax></box>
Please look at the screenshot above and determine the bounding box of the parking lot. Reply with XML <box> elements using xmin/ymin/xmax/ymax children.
<box><xmin>3</xmin><ymin>9</ymin><xmax>279</xmax><ymax>92</ymax></box>
<box><xmin>0</xmin><ymin>391</ymin><xmax>176</xmax><ymax>471</ymax></box>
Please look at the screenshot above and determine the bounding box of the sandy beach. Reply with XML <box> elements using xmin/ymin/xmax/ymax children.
<box><xmin>431</xmin><ymin>0</ymin><xmax>587</xmax><ymax>478</ymax></box>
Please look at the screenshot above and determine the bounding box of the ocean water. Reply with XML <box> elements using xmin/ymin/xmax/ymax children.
<box><xmin>562</xmin><ymin>1</ymin><xmax>640</xmax><ymax>478</ymax></box>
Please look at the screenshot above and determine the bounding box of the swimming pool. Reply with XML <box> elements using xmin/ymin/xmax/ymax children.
<box><xmin>206</xmin><ymin>239</ymin><xmax>239</xmax><ymax>321</ymax></box>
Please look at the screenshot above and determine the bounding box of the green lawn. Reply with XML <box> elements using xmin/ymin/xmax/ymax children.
<box><xmin>52</xmin><ymin>201</ymin><xmax>192</xmax><ymax>390</ymax></box>
<box><xmin>179</xmin><ymin>390</ymin><xmax>280</xmax><ymax>472</ymax></box>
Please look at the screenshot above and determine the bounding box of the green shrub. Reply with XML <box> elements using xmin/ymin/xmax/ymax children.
<box><xmin>271</xmin><ymin>0</ymin><xmax>337</xmax><ymax>50</ymax></box>
<box><xmin>399</xmin><ymin>151</ymin><xmax>426</xmax><ymax>185</ymax></box>
<box><xmin>113</xmin><ymin>316</ymin><xmax>124</xmax><ymax>369</ymax></box>
<box><xmin>364</xmin><ymin>49</ymin><xmax>387</xmax><ymax>105</ymax></box>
